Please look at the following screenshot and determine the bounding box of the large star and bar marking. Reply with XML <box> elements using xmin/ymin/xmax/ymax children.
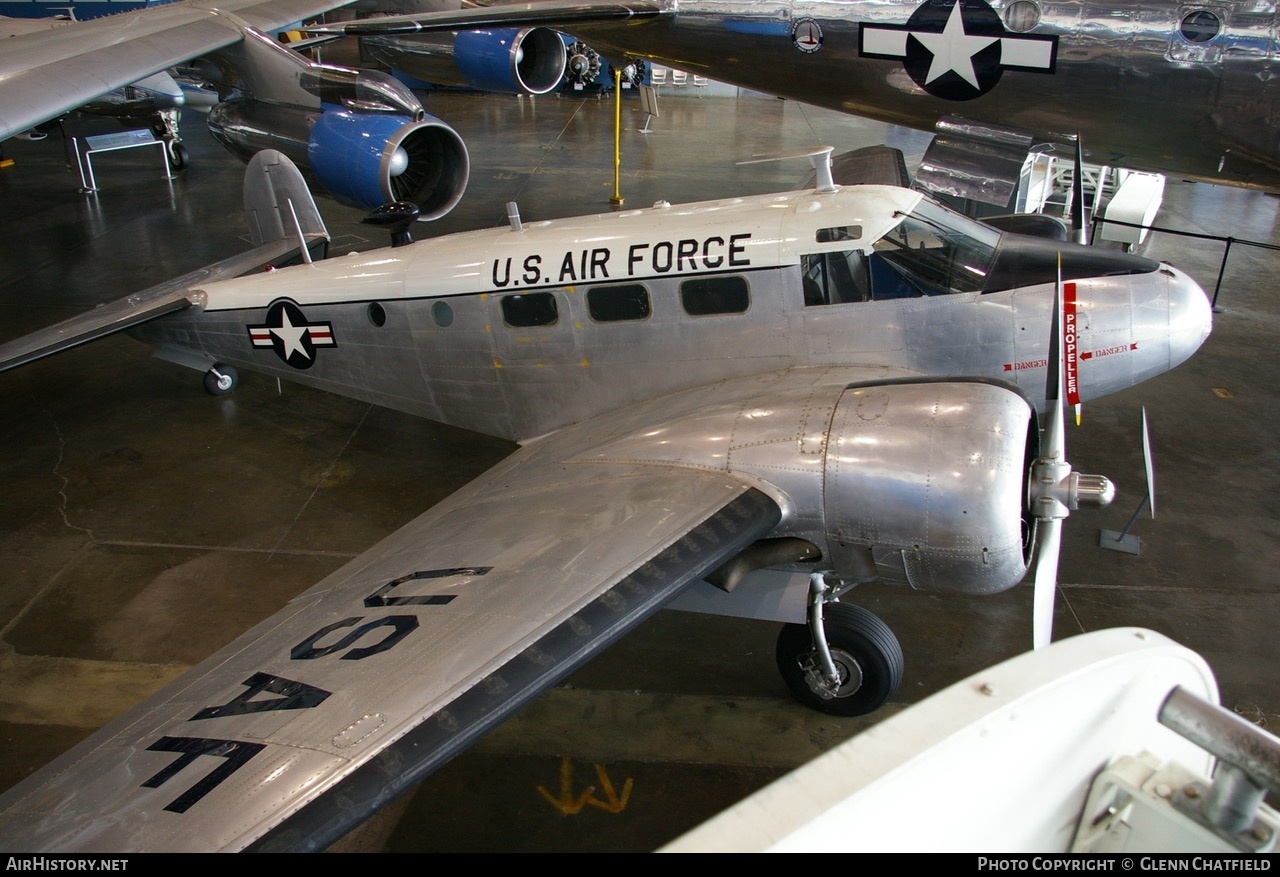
<box><xmin>859</xmin><ymin>0</ymin><xmax>1057</xmax><ymax>101</ymax></box>
<box><xmin>247</xmin><ymin>300</ymin><xmax>336</xmax><ymax>370</ymax></box>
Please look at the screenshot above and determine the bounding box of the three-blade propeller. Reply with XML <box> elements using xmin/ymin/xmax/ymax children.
<box><xmin>1027</xmin><ymin>257</ymin><xmax>1116</xmax><ymax>649</ymax></box>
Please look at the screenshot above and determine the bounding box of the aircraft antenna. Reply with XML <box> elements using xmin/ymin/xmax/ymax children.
<box><xmin>507</xmin><ymin>201</ymin><xmax>523</xmax><ymax>232</ymax></box>
<box><xmin>286</xmin><ymin>198</ymin><xmax>312</xmax><ymax>265</ymax></box>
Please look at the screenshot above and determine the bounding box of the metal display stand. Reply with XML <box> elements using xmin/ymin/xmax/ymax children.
<box><xmin>74</xmin><ymin>129</ymin><xmax>173</xmax><ymax>194</ymax></box>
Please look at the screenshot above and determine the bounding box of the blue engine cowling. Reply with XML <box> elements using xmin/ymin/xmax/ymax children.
<box><xmin>207</xmin><ymin>100</ymin><xmax>470</xmax><ymax>215</ymax></box>
<box><xmin>362</xmin><ymin>27</ymin><xmax>567</xmax><ymax>95</ymax></box>
<box><xmin>308</xmin><ymin>110</ymin><xmax>469</xmax><ymax>217</ymax></box>
<box><xmin>454</xmin><ymin>28</ymin><xmax>566</xmax><ymax>94</ymax></box>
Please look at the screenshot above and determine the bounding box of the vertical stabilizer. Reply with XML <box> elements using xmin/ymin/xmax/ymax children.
<box><xmin>243</xmin><ymin>149</ymin><xmax>327</xmax><ymax>247</ymax></box>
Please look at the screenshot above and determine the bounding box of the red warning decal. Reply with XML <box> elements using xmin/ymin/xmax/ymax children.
<box><xmin>1064</xmin><ymin>281</ymin><xmax>1079</xmax><ymax>406</ymax></box>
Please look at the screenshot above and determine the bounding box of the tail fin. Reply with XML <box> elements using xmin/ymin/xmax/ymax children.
<box><xmin>243</xmin><ymin>149</ymin><xmax>327</xmax><ymax>251</ymax></box>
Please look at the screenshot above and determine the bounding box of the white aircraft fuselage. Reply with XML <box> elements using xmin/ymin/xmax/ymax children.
<box><xmin>138</xmin><ymin>184</ymin><xmax>1210</xmax><ymax>440</ymax></box>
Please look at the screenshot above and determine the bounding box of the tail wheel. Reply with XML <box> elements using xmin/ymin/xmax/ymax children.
<box><xmin>776</xmin><ymin>603</ymin><xmax>903</xmax><ymax>716</ymax></box>
<box><xmin>203</xmin><ymin>364</ymin><xmax>238</xmax><ymax>396</ymax></box>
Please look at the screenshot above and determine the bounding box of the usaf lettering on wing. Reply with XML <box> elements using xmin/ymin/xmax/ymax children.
<box><xmin>491</xmin><ymin>234</ymin><xmax>752</xmax><ymax>289</ymax></box>
<box><xmin>137</xmin><ymin>566</ymin><xmax>491</xmax><ymax>814</ymax></box>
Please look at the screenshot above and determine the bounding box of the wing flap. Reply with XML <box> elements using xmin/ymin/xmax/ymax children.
<box><xmin>0</xmin><ymin>457</ymin><xmax>780</xmax><ymax>851</ymax></box>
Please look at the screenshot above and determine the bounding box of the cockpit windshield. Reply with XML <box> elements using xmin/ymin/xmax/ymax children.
<box><xmin>870</xmin><ymin>199</ymin><xmax>1001</xmax><ymax>296</ymax></box>
<box><xmin>800</xmin><ymin>197</ymin><xmax>1003</xmax><ymax>306</ymax></box>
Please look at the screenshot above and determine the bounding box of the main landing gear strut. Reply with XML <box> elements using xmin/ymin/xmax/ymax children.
<box><xmin>775</xmin><ymin>572</ymin><xmax>904</xmax><ymax>716</ymax></box>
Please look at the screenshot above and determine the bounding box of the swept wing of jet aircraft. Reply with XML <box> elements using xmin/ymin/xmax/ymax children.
<box><xmin>0</xmin><ymin>0</ymin><xmax>562</xmax><ymax>211</ymax></box>
<box><xmin>317</xmin><ymin>0</ymin><xmax>1280</xmax><ymax>198</ymax></box>
<box><xmin>0</xmin><ymin>148</ymin><xmax>1210</xmax><ymax>851</ymax></box>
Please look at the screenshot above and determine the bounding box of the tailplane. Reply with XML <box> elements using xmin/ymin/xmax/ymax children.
<box><xmin>0</xmin><ymin>150</ymin><xmax>328</xmax><ymax>374</ymax></box>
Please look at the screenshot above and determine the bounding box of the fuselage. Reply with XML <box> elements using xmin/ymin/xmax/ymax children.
<box><xmin>132</xmin><ymin>183</ymin><xmax>1212</xmax><ymax>443</ymax></box>
<box><xmin>558</xmin><ymin>0</ymin><xmax>1280</xmax><ymax>189</ymax></box>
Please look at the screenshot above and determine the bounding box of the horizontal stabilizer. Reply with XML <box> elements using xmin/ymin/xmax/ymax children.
<box><xmin>0</xmin><ymin>237</ymin><xmax>322</xmax><ymax>374</ymax></box>
<box><xmin>0</xmin><ymin>149</ymin><xmax>328</xmax><ymax>374</ymax></box>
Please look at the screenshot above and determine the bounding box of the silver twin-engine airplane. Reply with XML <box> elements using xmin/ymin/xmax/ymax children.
<box><xmin>322</xmin><ymin>0</ymin><xmax>1280</xmax><ymax>197</ymax></box>
<box><xmin>0</xmin><ymin>149</ymin><xmax>1211</xmax><ymax>851</ymax></box>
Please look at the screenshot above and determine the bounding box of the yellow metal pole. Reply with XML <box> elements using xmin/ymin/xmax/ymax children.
<box><xmin>610</xmin><ymin>66</ymin><xmax>624</xmax><ymax>206</ymax></box>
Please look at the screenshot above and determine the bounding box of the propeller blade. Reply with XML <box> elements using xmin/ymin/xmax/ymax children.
<box><xmin>1027</xmin><ymin>253</ymin><xmax>1115</xmax><ymax>647</ymax></box>
<box><xmin>1072</xmin><ymin>134</ymin><xmax>1089</xmax><ymax>245</ymax></box>
<box><xmin>1142</xmin><ymin>406</ymin><xmax>1156</xmax><ymax>519</ymax></box>
<box><xmin>1032</xmin><ymin>518</ymin><xmax>1062</xmax><ymax>650</ymax></box>
<box><xmin>1043</xmin><ymin>254</ymin><xmax>1066</xmax><ymax>460</ymax></box>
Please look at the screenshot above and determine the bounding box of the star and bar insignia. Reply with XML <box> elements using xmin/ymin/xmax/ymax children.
<box><xmin>859</xmin><ymin>0</ymin><xmax>1057</xmax><ymax>101</ymax></box>
<box><xmin>247</xmin><ymin>300</ymin><xmax>336</xmax><ymax>370</ymax></box>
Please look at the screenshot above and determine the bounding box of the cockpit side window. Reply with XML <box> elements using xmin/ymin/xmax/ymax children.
<box><xmin>800</xmin><ymin>250</ymin><xmax>871</xmax><ymax>305</ymax></box>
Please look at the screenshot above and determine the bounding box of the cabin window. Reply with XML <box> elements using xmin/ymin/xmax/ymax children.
<box><xmin>680</xmin><ymin>276</ymin><xmax>750</xmax><ymax>315</ymax></box>
<box><xmin>587</xmin><ymin>284</ymin><xmax>651</xmax><ymax>322</ymax></box>
<box><xmin>501</xmin><ymin>291</ymin><xmax>559</xmax><ymax>327</ymax></box>
<box><xmin>1179</xmin><ymin>10</ymin><xmax>1221</xmax><ymax>42</ymax></box>
<box><xmin>816</xmin><ymin>225</ymin><xmax>862</xmax><ymax>244</ymax></box>
<box><xmin>367</xmin><ymin>302</ymin><xmax>387</xmax><ymax>327</ymax></box>
<box><xmin>432</xmin><ymin>300</ymin><xmax>454</xmax><ymax>328</ymax></box>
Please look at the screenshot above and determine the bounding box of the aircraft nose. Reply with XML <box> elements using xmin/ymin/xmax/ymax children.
<box><xmin>1166</xmin><ymin>264</ymin><xmax>1213</xmax><ymax>370</ymax></box>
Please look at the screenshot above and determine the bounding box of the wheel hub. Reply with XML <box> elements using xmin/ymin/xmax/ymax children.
<box><xmin>802</xmin><ymin>647</ymin><xmax>864</xmax><ymax>700</ymax></box>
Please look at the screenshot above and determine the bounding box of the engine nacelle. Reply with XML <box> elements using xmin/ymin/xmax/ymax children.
<box><xmin>822</xmin><ymin>380</ymin><xmax>1037</xmax><ymax>595</ymax></box>
<box><xmin>363</xmin><ymin>28</ymin><xmax>567</xmax><ymax>95</ymax></box>
<box><xmin>207</xmin><ymin>101</ymin><xmax>469</xmax><ymax>216</ymax></box>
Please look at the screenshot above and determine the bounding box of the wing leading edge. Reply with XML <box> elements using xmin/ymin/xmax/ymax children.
<box><xmin>0</xmin><ymin>0</ymin><xmax>356</xmax><ymax>139</ymax></box>
<box><xmin>0</xmin><ymin>439</ymin><xmax>780</xmax><ymax>851</ymax></box>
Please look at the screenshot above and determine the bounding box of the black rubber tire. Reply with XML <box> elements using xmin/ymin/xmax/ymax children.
<box><xmin>168</xmin><ymin>141</ymin><xmax>190</xmax><ymax>171</ymax></box>
<box><xmin>775</xmin><ymin>603</ymin><xmax>904</xmax><ymax>716</ymax></box>
<box><xmin>203</xmin><ymin>364</ymin><xmax>238</xmax><ymax>396</ymax></box>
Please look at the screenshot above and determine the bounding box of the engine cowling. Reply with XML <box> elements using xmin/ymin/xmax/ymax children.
<box><xmin>821</xmin><ymin>380</ymin><xmax>1037</xmax><ymax>594</ymax></box>
<box><xmin>207</xmin><ymin>100</ymin><xmax>469</xmax><ymax>216</ymax></box>
<box><xmin>362</xmin><ymin>27</ymin><xmax>567</xmax><ymax>95</ymax></box>
<box><xmin>565</xmin><ymin>375</ymin><xmax>1039</xmax><ymax>598</ymax></box>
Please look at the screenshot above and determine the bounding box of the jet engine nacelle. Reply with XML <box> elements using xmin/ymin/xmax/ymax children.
<box><xmin>363</xmin><ymin>27</ymin><xmax>567</xmax><ymax>95</ymax></box>
<box><xmin>821</xmin><ymin>380</ymin><xmax>1036</xmax><ymax>595</ymax></box>
<box><xmin>206</xmin><ymin>100</ymin><xmax>469</xmax><ymax>216</ymax></box>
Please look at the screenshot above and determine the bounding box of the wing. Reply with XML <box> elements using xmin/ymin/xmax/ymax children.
<box><xmin>312</xmin><ymin>0</ymin><xmax>663</xmax><ymax>36</ymax></box>
<box><xmin>0</xmin><ymin>411</ymin><xmax>781</xmax><ymax>851</ymax></box>
<box><xmin>0</xmin><ymin>0</ymin><xmax>355</xmax><ymax>139</ymax></box>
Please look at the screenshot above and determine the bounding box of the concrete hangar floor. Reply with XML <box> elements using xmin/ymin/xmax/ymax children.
<box><xmin>0</xmin><ymin>78</ymin><xmax>1277</xmax><ymax>852</ymax></box>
